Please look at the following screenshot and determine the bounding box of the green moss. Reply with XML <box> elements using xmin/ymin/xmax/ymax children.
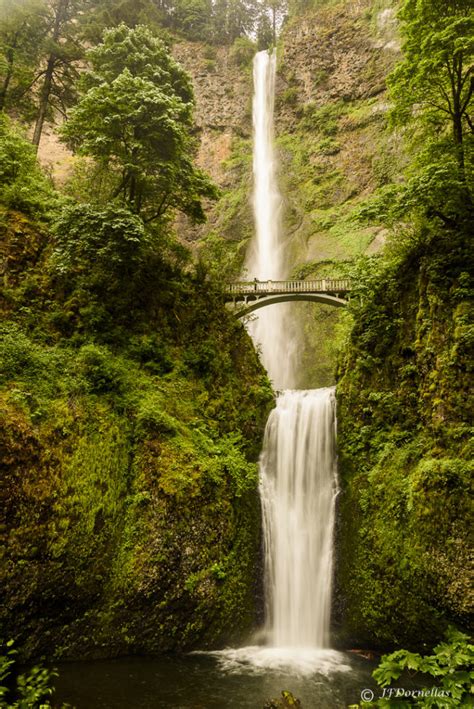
<box><xmin>335</xmin><ymin>240</ymin><xmax>473</xmax><ymax>649</ymax></box>
<box><xmin>1</xmin><ymin>217</ymin><xmax>274</xmax><ymax>660</ymax></box>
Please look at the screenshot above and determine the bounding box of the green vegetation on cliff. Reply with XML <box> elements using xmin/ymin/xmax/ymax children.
<box><xmin>335</xmin><ymin>0</ymin><xmax>473</xmax><ymax>649</ymax></box>
<box><xmin>271</xmin><ymin>0</ymin><xmax>400</xmax><ymax>386</ymax></box>
<box><xmin>0</xmin><ymin>26</ymin><xmax>273</xmax><ymax>660</ymax></box>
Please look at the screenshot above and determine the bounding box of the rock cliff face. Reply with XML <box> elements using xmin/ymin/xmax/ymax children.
<box><xmin>171</xmin><ymin>42</ymin><xmax>254</xmax><ymax>250</ymax></box>
<box><xmin>268</xmin><ymin>0</ymin><xmax>400</xmax><ymax>385</ymax></box>
<box><xmin>170</xmin><ymin>1</ymin><xmax>401</xmax><ymax>385</ymax></box>
<box><xmin>276</xmin><ymin>0</ymin><xmax>399</xmax><ymax>252</ymax></box>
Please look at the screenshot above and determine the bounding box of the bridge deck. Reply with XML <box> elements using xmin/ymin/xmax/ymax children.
<box><xmin>225</xmin><ymin>278</ymin><xmax>351</xmax><ymax>300</ymax></box>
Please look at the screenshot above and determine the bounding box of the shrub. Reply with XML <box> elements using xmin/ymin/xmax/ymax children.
<box><xmin>76</xmin><ymin>344</ymin><xmax>125</xmax><ymax>394</ymax></box>
<box><xmin>229</xmin><ymin>37</ymin><xmax>256</xmax><ymax>67</ymax></box>
<box><xmin>0</xmin><ymin>639</ymin><xmax>70</xmax><ymax>708</ymax></box>
<box><xmin>0</xmin><ymin>326</ymin><xmax>41</xmax><ymax>382</ymax></box>
<box><xmin>0</xmin><ymin>115</ymin><xmax>56</xmax><ymax>218</ymax></box>
<box><xmin>135</xmin><ymin>392</ymin><xmax>178</xmax><ymax>437</ymax></box>
<box><xmin>128</xmin><ymin>335</ymin><xmax>174</xmax><ymax>375</ymax></box>
<box><xmin>368</xmin><ymin>628</ymin><xmax>474</xmax><ymax>707</ymax></box>
<box><xmin>280</xmin><ymin>87</ymin><xmax>299</xmax><ymax>107</ymax></box>
<box><xmin>52</xmin><ymin>203</ymin><xmax>149</xmax><ymax>284</ymax></box>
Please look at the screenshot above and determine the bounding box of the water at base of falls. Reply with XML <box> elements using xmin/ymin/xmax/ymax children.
<box><xmin>206</xmin><ymin>646</ymin><xmax>350</xmax><ymax>678</ymax></box>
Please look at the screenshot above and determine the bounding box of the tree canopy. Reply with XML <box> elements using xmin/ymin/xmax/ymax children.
<box><xmin>61</xmin><ymin>24</ymin><xmax>217</xmax><ymax>222</ymax></box>
<box><xmin>388</xmin><ymin>0</ymin><xmax>473</xmax><ymax>227</ymax></box>
<box><xmin>0</xmin><ymin>0</ymin><xmax>46</xmax><ymax>114</ymax></box>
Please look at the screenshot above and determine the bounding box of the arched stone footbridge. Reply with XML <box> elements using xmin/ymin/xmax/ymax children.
<box><xmin>225</xmin><ymin>279</ymin><xmax>351</xmax><ymax>317</ymax></box>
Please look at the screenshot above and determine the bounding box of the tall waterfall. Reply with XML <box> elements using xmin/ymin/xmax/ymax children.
<box><xmin>244</xmin><ymin>50</ymin><xmax>297</xmax><ymax>390</ymax></box>
<box><xmin>247</xmin><ymin>51</ymin><xmax>339</xmax><ymax>653</ymax></box>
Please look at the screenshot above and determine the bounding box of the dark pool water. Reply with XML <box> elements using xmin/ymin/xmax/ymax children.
<box><xmin>54</xmin><ymin>647</ymin><xmax>379</xmax><ymax>708</ymax></box>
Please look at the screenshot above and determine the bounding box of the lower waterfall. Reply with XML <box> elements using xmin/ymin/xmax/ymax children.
<box><xmin>260</xmin><ymin>388</ymin><xmax>338</xmax><ymax>649</ymax></box>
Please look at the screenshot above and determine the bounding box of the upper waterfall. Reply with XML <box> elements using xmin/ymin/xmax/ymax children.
<box><xmin>247</xmin><ymin>50</ymin><xmax>283</xmax><ymax>281</ymax></box>
<box><xmin>244</xmin><ymin>50</ymin><xmax>298</xmax><ymax>390</ymax></box>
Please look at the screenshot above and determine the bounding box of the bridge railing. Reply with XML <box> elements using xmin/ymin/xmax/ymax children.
<box><xmin>226</xmin><ymin>278</ymin><xmax>351</xmax><ymax>295</ymax></box>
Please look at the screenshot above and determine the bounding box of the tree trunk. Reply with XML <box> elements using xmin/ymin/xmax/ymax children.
<box><xmin>31</xmin><ymin>0</ymin><xmax>69</xmax><ymax>149</ymax></box>
<box><xmin>0</xmin><ymin>43</ymin><xmax>16</xmax><ymax>111</ymax></box>
<box><xmin>32</xmin><ymin>55</ymin><xmax>54</xmax><ymax>147</ymax></box>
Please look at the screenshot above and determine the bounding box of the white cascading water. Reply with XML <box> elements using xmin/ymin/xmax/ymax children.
<box><xmin>209</xmin><ymin>50</ymin><xmax>347</xmax><ymax>675</ymax></box>
<box><xmin>247</xmin><ymin>50</ymin><xmax>338</xmax><ymax>652</ymax></box>
<box><xmin>244</xmin><ymin>50</ymin><xmax>297</xmax><ymax>390</ymax></box>
<box><xmin>260</xmin><ymin>388</ymin><xmax>337</xmax><ymax>648</ymax></box>
<box><xmin>248</xmin><ymin>49</ymin><xmax>339</xmax><ymax>658</ymax></box>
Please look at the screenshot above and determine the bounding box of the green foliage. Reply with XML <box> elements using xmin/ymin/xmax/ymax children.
<box><xmin>0</xmin><ymin>0</ymin><xmax>49</xmax><ymax>115</ymax></box>
<box><xmin>53</xmin><ymin>203</ymin><xmax>149</xmax><ymax>281</ymax></box>
<box><xmin>80</xmin><ymin>0</ymin><xmax>266</xmax><ymax>46</ymax></box>
<box><xmin>135</xmin><ymin>392</ymin><xmax>178</xmax><ymax>437</ymax></box>
<box><xmin>337</xmin><ymin>228</ymin><xmax>473</xmax><ymax>646</ymax></box>
<box><xmin>49</xmin><ymin>201</ymin><xmax>187</xmax><ymax>336</ymax></box>
<box><xmin>128</xmin><ymin>334</ymin><xmax>174</xmax><ymax>375</ymax></box>
<box><xmin>76</xmin><ymin>344</ymin><xmax>127</xmax><ymax>395</ymax></box>
<box><xmin>0</xmin><ymin>115</ymin><xmax>55</xmax><ymax>217</ymax></box>
<box><xmin>300</xmin><ymin>101</ymin><xmax>343</xmax><ymax>135</ymax></box>
<box><xmin>80</xmin><ymin>0</ymin><xmax>167</xmax><ymax>43</ymax></box>
<box><xmin>168</xmin><ymin>0</ymin><xmax>214</xmax><ymax>41</ymax></box>
<box><xmin>0</xmin><ymin>639</ymin><xmax>69</xmax><ymax>708</ymax></box>
<box><xmin>370</xmin><ymin>629</ymin><xmax>474</xmax><ymax>707</ymax></box>
<box><xmin>385</xmin><ymin>0</ymin><xmax>473</xmax><ymax>227</ymax></box>
<box><xmin>229</xmin><ymin>36</ymin><xmax>257</xmax><ymax>66</ymax></box>
<box><xmin>61</xmin><ymin>24</ymin><xmax>217</xmax><ymax>222</ymax></box>
<box><xmin>0</xmin><ymin>0</ymin><xmax>275</xmax><ymax>664</ymax></box>
<box><xmin>197</xmin><ymin>230</ymin><xmax>246</xmax><ymax>281</ymax></box>
<box><xmin>5</xmin><ymin>0</ymin><xmax>84</xmax><ymax>145</ymax></box>
<box><xmin>0</xmin><ymin>325</ymin><xmax>44</xmax><ymax>382</ymax></box>
<box><xmin>210</xmin><ymin>0</ymin><xmax>259</xmax><ymax>44</ymax></box>
<box><xmin>264</xmin><ymin>690</ymin><xmax>302</xmax><ymax>708</ymax></box>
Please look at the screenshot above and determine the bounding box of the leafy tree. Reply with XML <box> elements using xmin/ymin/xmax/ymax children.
<box><xmin>178</xmin><ymin>0</ymin><xmax>215</xmax><ymax>41</ymax></box>
<box><xmin>53</xmin><ymin>203</ymin><xmax>149</xmax><ymax>280</ymax></box>
<box><xmin>0</xmin><ymin>0</ymin><xmax>49</xmax><ymax>114</ymax></box>
<box><xmin>211</xmin><ymin>0</ymin><xmax>258</xmax><ymax>43</ymax></box>
<box><xmin>80</xmin><ymin>0</ymin><xmax>167</xmax><ymax>43</ymax></box>
<box><xmin>256</xmin><ymin>10</ymin><xmax>274</xmax><ymax>50</ymax></box>
<box><xmin>387</xmin><ymin>0</ymin><xmax>473</xmax><ymax>227</ymax></box>
<box><xmin>230</xmin><ymin>36</ymin><xmax>258</xmax><ymax>66</ymax></box>
<box><xmin>51</xmin><ymin>201</ymin><xmax>190</xmax><ymax>334</ymax></box>
<box><xmin>61</xmin><ymin>24</ymin><xmax>217</xmax><ymax>222</ymax></box>
<box><xmin>257</xmin><ymin>0</ymin><xmax>287</xmax><ymax>47</ymax></box>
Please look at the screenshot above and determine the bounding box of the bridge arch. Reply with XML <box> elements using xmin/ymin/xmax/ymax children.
<box><xmin>234</xmin><ymin>292</ymin><xmax>348</xmax><ymax>318</ymax></box>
